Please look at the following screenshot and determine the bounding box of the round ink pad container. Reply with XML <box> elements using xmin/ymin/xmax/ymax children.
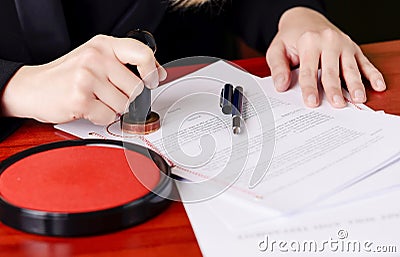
<box><xmin>0</xmin><ymin>139</ymin><xmax>172</xmax><ymax>237</ymax></box>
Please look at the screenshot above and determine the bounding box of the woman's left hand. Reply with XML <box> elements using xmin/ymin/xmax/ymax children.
<box><xmin>266</xmin><ymin>7</ymin><xmax>386</xmax><ymax>108</ymax></box>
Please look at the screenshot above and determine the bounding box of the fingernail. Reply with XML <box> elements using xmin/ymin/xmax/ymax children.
<box><xmin>354</xmin><ymin>89</ymin><xmax>365</xmax><ymax>102</ymax></box>
<box><xmin>333</xmin><ymin>95</ymin><xmax>345</xmax><ymax>106</ymax></box>
<box><xmin>274</xmin><ymin>75</ymin><xmax>286</xmax><ymax>91</ymax></box>
<box><xmin>307</xmin><ymin>94</ymin><xmax>317</xmax><ymax>106</ymax></box>
<box><xmin>376</xmin><ymin>79</ymin><xmax>386</xmax><ymax>91</ymax></box>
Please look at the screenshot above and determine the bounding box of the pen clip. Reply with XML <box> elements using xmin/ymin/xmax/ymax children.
<box><xmin>219</xmin><ymin>88</ymin><xmax>224</xmax><ymax>108</ymax></box>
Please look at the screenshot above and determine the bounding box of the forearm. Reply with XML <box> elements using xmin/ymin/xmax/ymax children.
<box><xmin>278</xmin><ymin>6</ymin><xmax>339</xmax><ymax>33</ymax></box>
<box><xmin>0</xmin><ymin>59</ymin><xmax>24</xmax><ymax>116</ymax></box>
<box><xmin>1</xmin><ymin>65</ymin><xmax>39</xmax><ymax>118</ymax></box>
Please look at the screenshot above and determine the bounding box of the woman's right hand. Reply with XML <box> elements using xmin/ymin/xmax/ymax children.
<box><xmin>1</xmin><ymin>34</ymin><xmax>167</xmax><ymax>125</ymax></box>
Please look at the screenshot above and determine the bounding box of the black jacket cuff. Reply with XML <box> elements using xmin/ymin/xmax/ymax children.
<box><xmin>0</xmin><ymin>59</ymin><xmax>24</xmax><ymax>141</ymax></box>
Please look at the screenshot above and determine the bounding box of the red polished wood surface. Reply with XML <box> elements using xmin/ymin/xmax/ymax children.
<box><xmin>0</xmin><ymin>40</ymin><xmax>400</xmax><ymax>256</ymax></box>
<box><xmin>361</xmin><ymin>40</ymin><xmax>400</xmax><ymax>115</ymax></box>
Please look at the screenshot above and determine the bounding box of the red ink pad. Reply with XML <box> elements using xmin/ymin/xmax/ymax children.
<box><xmin>0</xmin><ymin>139</ymin><xmax>172</xmax><ymax>236</ymax></box>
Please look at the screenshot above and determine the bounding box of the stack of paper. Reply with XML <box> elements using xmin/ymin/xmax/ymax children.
<box><xmin>56</xmin><ymin>61</ymin><xmax>400</xmax><ymax>256</ymax></box>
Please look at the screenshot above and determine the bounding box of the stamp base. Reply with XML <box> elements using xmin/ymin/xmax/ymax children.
<box><xmin>121</xmin><ymin>112</ymin><xmax>161</xmax><ymax>135</ymax></box>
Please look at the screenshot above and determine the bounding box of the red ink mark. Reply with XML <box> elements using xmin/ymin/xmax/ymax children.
<box><xmin>106</xmin><ymin>119</ymin><xmax>123</xmax><ymax>138</ymax></box>
<box><xmin>88</xmin><ymin>132</ymin><xmax>107</xmax><ymax>139</ymax></box>
<box><xmin>103</xmin><ymin>119</ymin><xmax>262</xmax><ymax>199</ymax></box>
<box><xmin>344</xmin><ymin>96</ymin><xmax>363</xmax><ymax>111</ymax></box>
<box><xmin>138</xmin><ymin>136</ymin><xmax>175</xmax><ymax>168</ymax></box>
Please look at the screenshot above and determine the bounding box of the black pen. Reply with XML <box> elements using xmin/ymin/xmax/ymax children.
<box><xmin>232</xmin><ymin>86</ymin><xmax>243</xmax><ymax>134</ymax></box>
<box><xmin>221</xmin><ymin>83</ymin><xmax>233</xmax><ymax>115</ymax></box>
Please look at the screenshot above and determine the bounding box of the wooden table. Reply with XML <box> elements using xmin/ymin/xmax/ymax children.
<box><xmin>0</xmin><ymin>40</ymin><xmax>399</xmax><ymax>256</ymax></box>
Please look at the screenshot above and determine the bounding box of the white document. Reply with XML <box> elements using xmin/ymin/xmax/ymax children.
<box><xmin>314</xmin><ymin>157</ymin><xmax>400</xmax><ymax>209</ymax></box>
<box><xmin>56</xmin><ymin>61</ymin><xmax>400</xmax><ymax>214</ymax></box>
<box><xmin>179</xmin><ymin>182</ymin><xmax>400</xmax><ymax>257</ymax></box>
<box><xmin>201</xmin><ymin>150</ymin><xmax>400</xmax><ymax>229</ymax></box>
<box><xmin>145</xmin><ymin>62</ymin><xmax>400</xmax><ymax>215</ymax></box>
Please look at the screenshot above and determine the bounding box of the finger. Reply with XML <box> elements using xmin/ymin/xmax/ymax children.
<box><xmin>297</xmin><ymin>37</ymin><xmax>321</xmax><ymax>108</ymax></box>
<box><xmin>84</xmin><ymin>100</ymin><xmax>117</xmax><ymax>125</ymax></box>
<box><xmin>102</xmin><ymin>36</ymin><xmax>159</xmax><ymax>89</ymax></box>
<box><xmin>266</xmin><ymin>40</ymin><xmax>291</xmax><ymax>92</ymax></box>
<box><xmin>320</xmin><ymin>48</ymin><xmax>346</xmax><ymax>108</ymax></box>
<box><xmin>106</xmin><ymin>60</ymin><xmax>145</xmax><ymax>99</ymax></box>
<box><xmin>156</xmin><ymin>60</ymin><xmax>168</xmax><ymax>81</ymax></box>
<box><xmin>341</xmin><ymin>52</ymin><xmax>366</xmax><ymax>103</ymax></box>
<box><xmin>355</xmin><ymin>50</ymin><xmax>386</xmax><ymax>92</ymax></box>
<box><xmin>92</xmin><ymin>74</ymin><xmax>129</xmax><ymax>115</ymax></box>
<box><xmin>138</xmin><ymin>63</ymin><xmax>160</xmax><ymax>90</ymax></box>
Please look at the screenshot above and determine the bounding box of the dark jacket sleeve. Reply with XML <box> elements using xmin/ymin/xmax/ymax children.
<box><xmin>0</xmin><ymin>59</ymin><xmax>24</xmax><ymax>142</ymax></box>
<box><xmin>233</xmin><ymin>0</ymin><xmax>326</xmax><ymax>53</ymax></box>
